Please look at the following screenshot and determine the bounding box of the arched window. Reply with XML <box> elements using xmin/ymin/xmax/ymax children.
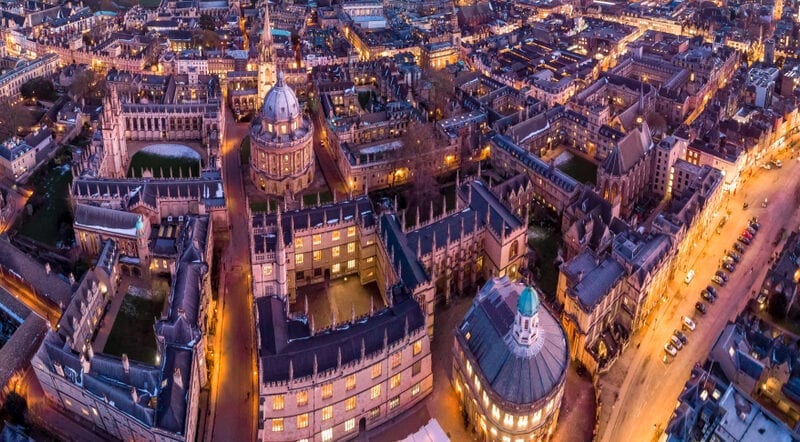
<box><xmin>508</xmin><ymin>240</ymin><xmax>519</xmax><ymax>260</ymax></box>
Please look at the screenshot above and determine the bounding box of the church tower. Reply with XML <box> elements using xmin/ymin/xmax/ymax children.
<box><xmin>258</xmin><ymin>0</ymin><xmax>277</xmax><ymax>100</ymax></box>
<box><xmin>101</xmin><ymin>85</ymin><xmax>127</xmax><ymax>178</ymax></box>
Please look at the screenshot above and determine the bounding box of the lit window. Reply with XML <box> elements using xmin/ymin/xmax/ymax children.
<box><xmin>297</xmin><ymin>413</ymin><xmax>309</xmax><ymax>429</ymax></box>
<box><xmin>313</xmin><ymin>234</ymin><xmax>322</xmax><ymax>245</ymax></box>
<box><xmin>295</xmin><ymin>254</ymin><xmax>304</xmax><ymax>265</ymax></box>
<box><xmin>466</xmin><ymin>361</ymin><xmax>472</xmax><ymax>376</ymax></box>
<box><xmin>474</xmin><ymin>376</ymin><xmax>481</xmax><ymax>392</ymax></box>
<box><xmin>366</xmin><ymin>256</ymin><xmax>375</xmax><ymax>263</ymax></box>
<box><xmin>346</xmin><ymin>395</ymin><xmax>357</xmax><ymax>411</ymax></box>
<box><xmin>332</xmin><ymin>230</ymin><xmax>341</xmax><ymax>241</ymax></box>
<box><xmin>272</xmin><ymin>418</ymin><xmax>284</xmax><ymax>432</ymax></box>
<box><xmin>492</xmin><ymin>404</ymin><xmax>500</xmax><ymax>420</ymax></box>
<box><xmin>345</xmin><ymin>417</ymin><xmax>356</xmax><ymax>432</ymax></box>
<box><xmin>371</xmin><ymin>363</ymin><xmax>382</xmax><ymax>378</ymax></box>
<box><xmin>389</xmin><ymin>396</ymin><xmax>400</xmax><ymax>409</ymax></box>
<box><xmin>272</xmin><ymin>395</ymin><xmax>284</xmax><ymax>410</ymax></box>
<box><xmin>295</xmin><ymin>237</ymin><xmax>303</xmax><ymax>249</ymax></box>
<box><xmin>390</xmin><ymin>373</ymin><xmax>401</xmax><ymax>389</ymax></box>
<box><xmin>347</xmin><ymin>226</ymin><xmax>356</xmax><ymax>237</ymax></box>
<box><xmin>314</xmin><ymin>250</ymin><xmax>322</xmax><ymax>261</ymax></box>
<box><xmin>347</xmin><ymin>242</ymin><xmax>356</xmax><ymax>253</ymax></box>
<box><xmin>504</xmin><ymin>413</ymin><xmax>514</xmax><ymax>428</ymax></box>
<box><xmin>296</xmin><ymin>390</ymin><xmax>308</xmax><ymax>406</ymax></box>
<box><xmin>263</xmin><ymin>264</ymin><xmax>272</xmax><ymax>276</ymax></box>
<box><xmin>322</xmin><ymin>405</ymin><xmax>333</xmax><ymax>420</ymax></box>
<box><xmin>370</xmin><ymin>384</ymin><xmax>381</xmax><ymax>399</ymax></box>
<box><xmin>412</xmin><ymin>382</ymin><xmax>421</xmax><ymax>396</ymax></box>
<box><xmin>347</xmin><ymin>259</ymin><xmax>356</xmax><ymax>270</ymax></box>
<box><xmin>390</xmin><ymin>352</ymin><xmax>402</xmax><ymax>368</ymax></box>
<box><xmin>413</xmin><ymin>339</ymin><xmax>422</xmax><ymax>356</ymax></box>
<box><xmin>322</xmin><ymin>428</ymin><xmax>333</xmax><ymax>442</ymax></box>
<box><xmin>332</xmin><ymin>263</ymin><xmax>341</xmax><ymax>273</ymax></box>
<box><xmin>346</xmin><ymin>374</ymin><xmax>356</xmax><ymax>391</ymax></box>
<box><xmin>369</xmin><ymin>406</ymin><xmax>380</xmax><ymax>419</ymax></box>
<box><xmin>517</xmin><ymin>415</ymin><xmax>528</xmax><ymax>429</ymax></box>
<box><xmin>332</xmin><ymin>246</ymin><xmax>340</xmax><ymax>257</ymax></box>
<box><xmin>321</xmin><ymin>383</ymin><xmax>333</xmax><ymax>399</ymax></box>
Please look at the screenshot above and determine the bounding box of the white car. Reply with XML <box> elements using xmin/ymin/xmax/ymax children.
<box><xmin>682</xmin><ymin>316</ymin><xmax>696</xmax><ymax>331</ymax></box>
<box><xmin>684</xmin><ymin>269</ymin><xmax>695</xmax><ymax>284</ymax></box>
<box><xmin>670</xmin><ymin>335</ymin><xmax>683</xmax><ymax>350</ymax></box>
<box><xmin>665</xmin><ymin>343</ymin><xmax>678</xmax><ymax>357</ymax></box>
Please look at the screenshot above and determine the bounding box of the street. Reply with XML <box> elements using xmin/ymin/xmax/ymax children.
<box><xmin>600</xmin><ymin>151</ymin><xmax>800</xmax><ymax>441</ymax></box>
<box><xmin>207</xmin><ymin>107</ymin><xmax>258</xmax><ymax>441</ymax></box>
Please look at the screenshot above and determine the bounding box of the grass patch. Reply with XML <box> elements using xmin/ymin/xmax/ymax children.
<box><xmin>249</xmin><ymin>200</ymin><xmax>278</xmax><ymax>212</ymax></box>
<box><xmin>103</xmin><ymin>293</ymin><xmax>164</xmax><ymax>364</ymax></box>
<box><xmin>557</xmin><ymin>155</ymin><xmax>597</xmax><ymax>185</ymax></box>
<box><xmin>240</xmin><ymin>136</ymin><xmax>251</xmax><ymax>165</ymax></box>
<box><xmin>528</xmin><ymin>222</ymin><xmax>561</xmax><ymax>300</ymax></box>
<box><xmin>16</xmin><ymin>164</ymin><xmax>73</xmax><ymax>247</ymax></box>
<box><xmin>303</xmin><ymin>190</ymin><xmax>333</xmax><ymax>207</ymax></box>
<box><xmin>128</xmin><ymin>152</ymin><xmax>200</xmax><ymax>178</ymax></box>
<box><xmin>139</xmin><ymin>0</ymin><xmax>160</xmax><ymax>7</ymax></box>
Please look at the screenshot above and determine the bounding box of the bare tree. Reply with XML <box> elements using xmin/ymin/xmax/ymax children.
<box><xmin>422</xmin><ymin>67</ymin><xmax>455</xmax><ymax>121</ymax></box>
<box><xmin>69</xmin><ymin>69</ymin><xmax>105</xmax><ymax>104</ymax></box>
<box><xmin>0</xmin><ymin>97</ymin><xmax>34</xmax><ymax>139</ymax></box>
<box><xmin>645</xmin><ymin>111</ymin><xmax>668</xmax><ymax>135</ymax></box>
<box><xmin>401</xmin><ymin>120</ymin><xmax>441</xmax><ymax>212</ymax></box>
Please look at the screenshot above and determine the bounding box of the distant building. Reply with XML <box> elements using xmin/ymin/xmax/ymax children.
<box><xmin>453</xmin><ymin>277</ymin><xmax>569</xmax><ymax>441</ymax></box>
<box><xmin>0</xmin><ymin>126</ymin><xmax>56</xmax><ymax>183</ymax></box>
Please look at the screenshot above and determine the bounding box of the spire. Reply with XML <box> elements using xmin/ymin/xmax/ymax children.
<box><xmin>275</xmin><ymin>206</ymin><xmax>284</xmax><ymax>251</ymax></box>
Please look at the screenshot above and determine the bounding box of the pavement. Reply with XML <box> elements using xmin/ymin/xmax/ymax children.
<box><xmin>206</xmin><ymin>107</ymin><xmax>258</xmax><ymax>442</ymax></box>
<box><xmin>599</xmin><ymin>148</ymin><xmax>800</xmax><ymax>441</ymax></box>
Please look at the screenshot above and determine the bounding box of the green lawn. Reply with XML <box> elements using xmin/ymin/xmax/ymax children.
<box><xmin>139</xmin><ymin>0</ymin><xmax>160</xmax><ymax>7</ymax></box>
<box><xmin>17</xmin><ymin>165</ymin><xmax>73</xmax><ymax>247</ymax></box>
<box><xmin>103</xmin><ymin>294</ymin><xmax>165</xmax><ymax>364</ymax></box>
<box><xmin>249</xmin><ymin>200</ymin><xmax>278</xmax><ymax>213</ymax></box>
<box><xmin>528</xmin><ymin>224</ymin><xmax>561</xmax><ymax>300</ymax></box>
<box><xmin>303</xmin><ymin>190</ymin><xmax>333</xmax><ymax>207</ymax></box>
<box><xmin>557</xmin><ymin>155</ymin><xmax>598</xmax><ymax>185</ymax></box>
<box><xmin>128</xmin><ymin>152</ymin><xmax>200</xmax><ymax>178</ymax></box>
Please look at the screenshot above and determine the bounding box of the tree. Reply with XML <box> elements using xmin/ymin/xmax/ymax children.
<box><xmin>645</xmin><ymin>111</ymin><xmax>667</xmax><ymax>135</ymax></box>
<box><xmin>198</xmin><ymin>14</ymin><xmax>216</xmax><ymax>31</ymax></box>
<box><xmin>422</xmin><ymin>67</ymin><xmax>455</xmax><ymax>121</ymax></box>
<box><xmin>768</xmin><ymin>293</ymin><xmax>788</xmax><ymax>320</ymax></box>
<box><xmin>69</xmin><ymin>69</ymin><xmax>105</xmax><ymax>104</ymax></box>
<box><xmin>192</xmin><ymin>29</ymin><xmax>221</xmax><ymax>50</ymax></box>
<box><xmin>2</xmin><ymin>392</ymin><xmax>27</xmax><ymax>426</ymax></box>
<box><xmin>401</xmin><ymin>120</ymin><xmax>441</xmax><ymax>212</ymax></box>
<box><xmin>0</xmin><ymin>97</ymin><xmax>34</xmax><ymax>139</ymax></box>
<box><xmin>20</xmin><ymin>78</ymin><xmax>56</xmax><ymax>101</ymax></box>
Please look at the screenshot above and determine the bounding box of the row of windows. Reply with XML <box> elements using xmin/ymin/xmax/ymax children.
<box><xmin>271</xmin><ymin>383</ymin><xmax>424</xmax><ymax>433</ymax></box>
<box><xmin>299</xmin><ymin>227</ymin><xmax>357</xmax><ymax>248</ymax></box>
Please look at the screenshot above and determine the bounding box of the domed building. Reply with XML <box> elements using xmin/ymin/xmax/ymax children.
<box><xmin>250</xmin><ymin>71</ymin><xmax>314</xmax><ymax>195</ymax></box>
<box><xmin>452</xmin><ymin>277</ymin><xmax>569</xmax><ymax>441</ymax></box>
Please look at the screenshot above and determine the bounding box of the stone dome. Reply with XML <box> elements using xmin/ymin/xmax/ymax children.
<box><xmin>260</xmin><ymin>71</ymin><xmax>300</xmax><ymax>124</ymax></box>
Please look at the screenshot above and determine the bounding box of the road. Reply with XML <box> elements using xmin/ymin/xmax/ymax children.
<box><xmin>0</xmin><ymin>270</ymin><xmax>61</xmax><ymax>328</ymax></box>
<box><xmin>207</xmin><ymin>107</ymin><xmax>258</xmax><ymax>441</ymax></box>
<box><xmin>601</xmin><ymin>149</ymin><xmax>800</xmax><ymax>441</ymax></box>
<box><xmin>311</xmin><ymin>106</ymin><xmax>349</xmax><ymax>199</ymax></box>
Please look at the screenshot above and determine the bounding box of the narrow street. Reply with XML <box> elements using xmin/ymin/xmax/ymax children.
<box><xmin>207</xmin><ymin>108</ymin><xmax>258</xmax><ymax>441</ymax></box>
<box><xmin>600</xmin><ymin>150</ymin><xmax>800</xmax><ymax>441</ymax></box>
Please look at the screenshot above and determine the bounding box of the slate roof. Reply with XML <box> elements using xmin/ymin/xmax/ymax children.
<box><xmin>257</xmin><ymin>285</ymin><xmax>425</xmax><ymax>383</ymax></box>
<box><xmin>490</xmin><ymin>133</ymin><xmax>578</xmax><ymax>193</ymax></box>
<box><xmin>0</xmin><ymin>237</ymin><xmax>72</xmax><ymax>309</ymax></box>
<box><xmin>74</xmin><ymin>204</ymin><xmax>142</xmax><ymax>237</ymax></box>
<box><xmin>457</xmin><ymin>277</ymin><xmax>568</xmax><ymax>405</ymax></box>
<box><xmin>601</xmin><ymin>123</ymin><xmax>652</xmax><ymax>176</ymax></box>
<box><xmin>561</xmin><ymin>252</ymin><xmax>625</xmax><ymax>312</ymax></box>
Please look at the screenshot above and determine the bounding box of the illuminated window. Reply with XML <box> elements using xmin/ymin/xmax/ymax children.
<box><xmin>313</xmin><ymin>250</ymin><xmax>322</xmax><ymax>261</ymax></box>
<box><xmin>347</xmin><ymin>242</ymin><xmax>356</xmax><ymax>253</ymax></box>
<box><xmin>332</xmin><ymin>230</ymin><xmax>341</xmax><ymax>241</ymax></box>
<box><xmin>347</xmin><ymin>226</ymin><xmax>356</xmax><ymax>237</ymax></box>
<box><xmin>272</xmin><ymin>418</ymin><xmax>284</xmax><ymax>432</ymax></box>
<box><xmin>321</xmin><ymin>383</ymin><xmax>333</xmax><ymax>399</ymax></box>
<box><xmin>263</xmin><ymin>264</ymin><xmax>272</xmax><ymax>276</ymax></box>
<box><xmin>332</xmin><ymin>263</ymin><xmax>341</xmax><ymax>273</ymax></box>
<box><xmin>492</xmin><ymin>404</ymin><xmax>500</xmax><ymax>420</ymax></box>
<box><xmin>413</xmin><ymin>339</ymin><xmax>422</xmax><ymax>356</ymax></box>
<box><xmin>322</xmin><ymin>405</ymin><xmax>333</xmax><ymax>420</ymax></box>
<box><xmin>517</xmin><ymin>415</ymin><xmax>528</xmax><ymax>429</ymax></box>
<box><xmin>412</xmin><ymin>382</ymin><xmax>421</xmax><ymax>396</ymax></box>
<box><xmin>332</xmin><ymin>246</ymin><xmax>340</xmax><ymax>257</ymax></box>
<box><xmin>295</xmin><ymin>237</ymin><xmax>303</xmax><ymax>249</ymax></box>
<box><xmin>313</xmin><ymin>234</ymin><xmax>322</xmax><ymax>245</ymax></box>
<box><xmin>504</xmin><ymin>413</ymin><xmax>514</xmax><ymax>428</ymax></box>
<box><xmin>389</xmin><ymin>396</ymin><xmax>400</xmax><ymax>409</ymax></box>
<box><xmin>297</xmin><ymin>413</ymin><xmax>309</xmax><ymax>429</ymax></box>
<box><xmin>346</xmin><ymin>374</ymin><xmax>356</xmax><ymax>391</ymax></box>
<box><xmin>390</xmin><ymin>373</ymin><xmax>401</xmax><ymax>389</ymax></box>
<box><xmin>272</xmin><ymin>395</ymin><xmax>284</xmax><ymax>410</ymax></box>
<box><xmin>366</xmin><ymin>256</ymin><xmax>375</xmax><ymax>263</ymax></box>
<box><xmin>370</xmin><ymin>384</ymin><xmax>381</xmax><ymax>399</ymax></box>
<box><xmin>371</xmin><ymin>363</ymin><xmax>382</xmax><ymax>378</ymax></box>
<box><xmin>295</xmin><ymin>254</ymin><xmax>304</xmax><ymax>265</ymax></box>
<box><xmin>474</xmin><ymin>376</ymin><xmax>481</xmax><ymax>392</ymax></box>
<box><xmin>296</xmin><ymin>390</ymin><xmax>308</xmax><ymax>406</ymax></box>
<box><xmin>322</xmin><ymin>428</ymin><xmax>333</xmax><ymax>442</ymax></box>
<box><xmin>345</xmin><ymin>395</ymin><xmax>357</xmax><ymax>411</ymax></box>
<box><xmin>347</xmin><ymin>259</ymin><xmax>356</xmax><ymax>269</ymax></box>
<box><xmin>345</xmin><ymin>418</ymin><xmax>356</xmax><ymax>432</ymax></box>
<box><xmin>466</xmin><ymin>361</ymin><xmax>472</xmax><ymax>376</ymax></box>
<box><xmin>390</xmin><ymin>352</ymin><xmax>402</xmax><ymax>368</ymax></box>
<box><xmin>369</xmin><ymin>406</ymin><xmax>380</xmax><ymax>419</ymax></box>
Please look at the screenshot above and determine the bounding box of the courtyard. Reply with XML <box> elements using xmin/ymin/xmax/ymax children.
<box><xmin>556</xmin><ymin>153</ymin><xmax>598</xmax><ymax>185</ymax></box>
<box><xmin>291</xmin><ymin>277</ymin><xmax>384</xmax><ymax>330</ymax></box>
<box><xmin>15</xmin><ymin>161</ymin><xmax>73</xmax><ymax>248</ymax></box>
<box><xmin>127</xmin><ymin>144</ymin><xmax>202</xmax><ymax>178</ymax></box>
<box><xmin>102</xmin><ymin>281</ymin><xmax>168</xmax><ymax>365</ymax></box>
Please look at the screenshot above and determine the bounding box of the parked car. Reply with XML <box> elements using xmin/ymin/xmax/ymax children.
<box><xmin>742</xmin><ymin>230</ymin><xmax>754</xmax><ymax>240</ymax></box>
<box><xmin>674</xmin><ymin>330</ymin><xmax>688</xmax><ymax>345</ymax></box>
<box><xmin>706</xmin><ymin>286</ymin><xmax>718</xmax><ymax>297</ymax></box>
<box><xmin>684</xmin><ymin>269</ymin><xmax>695</xmax><ymax>284</ymax></box>
<box><xmin>727</xmin><ymin>251</ymin><xmax>741</xmax><ymax>262</ymax></box>
<box><xmin>762</xmin><ymin>198</ymin><xmax>769</xmax><ymax>208</ymax></box>
<box><xmin>722</xmin><ymin>255</ymin><xmax>735</xmax><ymax>265</ymax></box>
<box><xmin>682</xmin><ymin>316</ymin><xmax>697</xmax><ymax>331</ymax></box>
<box><xmin>670</xmin><ymin>335</ymin><xmax>683</xmax><ymax>350</ymax></box>
<box><xmin>723</xmin><ymin>262</ymin><xmax>736</xmax><ymax>273</ymax></box>
<box><xmin>695</xmin><ymin>302</ymin><xmax>708</xmax><ymax>315</ymax></box>
<box><xmin>712</xmin><ymin>275</ymin><xmax>726</xmax><ymax>286</ymax></box>
<box><xmin>738</xmin><ymin>236</ymin><xmax>752</xmax><ymax>245</ymax></box>
<box><xmin>715</xmin><ymin>270</ymin><xmax>729</xmax><ymax>281</ymax></box>
<box><xmin>665</xmin><ymin>343</ymin><xmax>678</xmax><ymax>357</ymax></box>
<box><xmin>775</xmin><ymin>160</ymin><xmax>783</xmax><ymax>168</ymax></box>
<box><xmin>749</xmin><ymin>218</ymin><xmax>761</xmax><ymax>230</ymax></box>
<box><xmin>746</xmin><ymin>226</ymin><xmax>757</xmax><ymax>236</ymax></box>
<box><xmin>733</xmin><ymin>242</ymin><xmax>745</xmax><ymax>253</ymax></box>
<box><xmin>701</xmin><ymin>289</ymin><xmax>716</xmax><ymax>303</ymax></box>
